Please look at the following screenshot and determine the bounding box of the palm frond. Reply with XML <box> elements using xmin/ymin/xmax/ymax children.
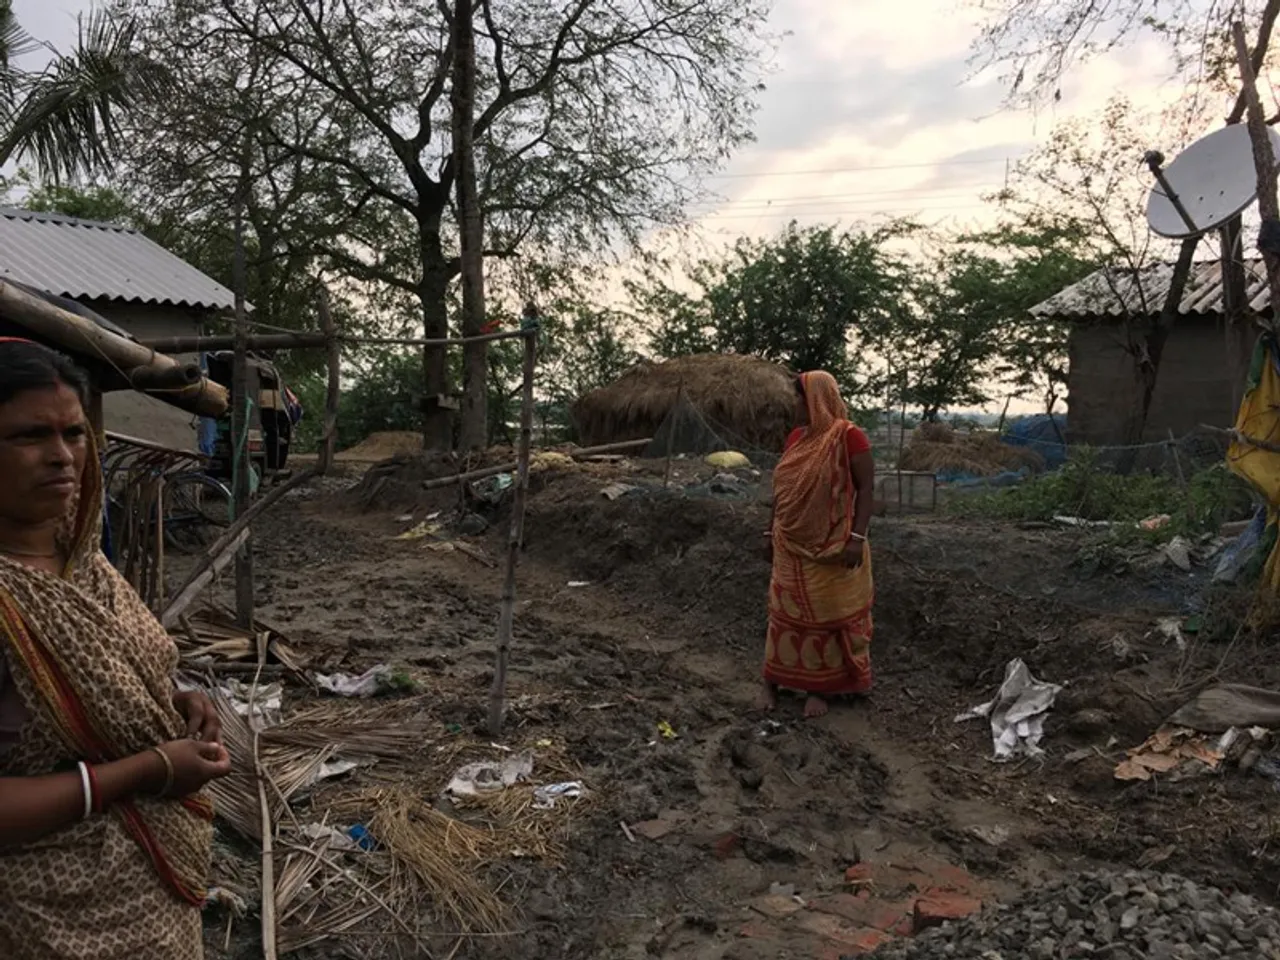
<box><xmin>0</xmin><ymin>8</ymin><xmax>174</xmax><ymax>181</ymax></box>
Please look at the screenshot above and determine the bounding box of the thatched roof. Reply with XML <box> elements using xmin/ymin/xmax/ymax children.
<box><xmin>571</xmin><ymin>353</ymin><xmax>796</xmax><ymax>451</ymax></box>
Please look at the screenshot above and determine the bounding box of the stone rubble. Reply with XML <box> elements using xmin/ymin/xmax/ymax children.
<box><xmin>865</xmin><ymin>870</ymin><xmax>1280</xmax><ymax>959</ymax></box>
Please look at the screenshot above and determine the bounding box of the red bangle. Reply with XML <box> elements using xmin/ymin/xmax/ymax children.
<box><xmin>85</xmin><ymin>763</ymin><xmax>102</xmax><ymax>814</ymax></box>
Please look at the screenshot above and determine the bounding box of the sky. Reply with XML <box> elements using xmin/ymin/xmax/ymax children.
<box><xmin>16</xmin><ymin>0</ymin><xmax>1192</xmax><ymax>243</ymax></box>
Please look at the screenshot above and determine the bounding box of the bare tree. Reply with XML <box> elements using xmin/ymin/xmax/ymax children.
<box><xmin>122</xmin><ymin>0</ymin><xmax>771</xmax><ymax>449</ymax></box>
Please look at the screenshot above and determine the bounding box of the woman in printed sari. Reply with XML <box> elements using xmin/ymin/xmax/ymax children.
<box><xmin>761</xmin><ymin>371</ymin><xmax>875</xmax><ymax>718</ymax></box>
<box><xmin>0</xmin><ymin>339</ymin><xmax>232</xmax><ymax>960</ymax></box>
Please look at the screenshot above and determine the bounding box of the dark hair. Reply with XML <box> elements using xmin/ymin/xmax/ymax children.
<box><xmin>794</xmin><ymin>375</ymin><xmax>805</xmax><ymax>397</ymax></box>
<box><xmin>0</xmin><ymin>340</ymin><xmax>91</xmax><ymax>409</ymax></box>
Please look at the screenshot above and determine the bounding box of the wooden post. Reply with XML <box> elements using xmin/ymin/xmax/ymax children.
<box><xmin>231</xmin><ymin>181</ymin><xmax>254</xmax><ymax>629</ymax></box>
<box><xmin>664</xmin><ymin>378</ymin><xmax>683</xmax><ymax>489</ymax></box>
<box><xmin>1221</xmin><ymin>215</ymin><xmax>1249</xmax><ymax>411</ymax></box>
<box><xmin>316</xmin><ymin>289</ymin><xmax>341</xmax><ymax>476</ymax></box>
<box><xmin>488</xmin><ymin>329</ymin><xmax>536</xmax><ymax>737</ymax></box>
<box><xmin>1233</xmin><ymin>20</ymin><xmax>1280</xmax><ymax>333</ymax></box>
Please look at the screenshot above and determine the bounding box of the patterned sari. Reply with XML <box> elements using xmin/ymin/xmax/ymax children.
<box><xmin>763</xmin><ymin>371</ymin><xmax>874</xmax><ymax>696</ymax></box>
<box><xmin>0</xmin><ymin>436</ymin><xmax>212</xmax><ymax>959</ymax></box>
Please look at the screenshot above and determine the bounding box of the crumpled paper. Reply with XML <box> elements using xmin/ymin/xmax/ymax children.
<box><xmin>444</xmin><ymin>752</ymin><xmax>534</xmax><ymax>799</ymax></box>
<box><xmin>956</xmin><ymin>658</ymin><xmax>1062</xmax><ymax>760</ymax></box>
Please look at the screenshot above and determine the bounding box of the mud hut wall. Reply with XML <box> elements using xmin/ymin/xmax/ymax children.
<box><xmin>1066</xmin><ymin>316</ymin><xmax>1253</xmax><ymax>446</ymax></box>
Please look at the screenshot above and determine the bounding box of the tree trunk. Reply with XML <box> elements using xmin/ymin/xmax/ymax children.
<box><xmin>419</xmin><ymin>267</ymin><xmax>454</xmax><ymax>449</ymax></box>
<box><xmin>453</xmin><ymin>0</ymin><xmax>488</xmax><ymax>450</ymax></box>
<box><xmin>1117</xmin><ymin>236</ymin><xmax>1198</xmax><ymax>470</ymax></box>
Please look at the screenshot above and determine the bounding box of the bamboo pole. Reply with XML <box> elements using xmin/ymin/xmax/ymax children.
<box><xmin>0</xmin><ymin>280</ymin><xmax>228</xmax><ymax>416</ymax></box>
<box><xmin>231</xmin><ymin>184</ymin><xmax>255</xmax><ymax>630</ymax></box>
<box><xmin>135</xmin><ymin>328</ymin><xmax>532</xmax><ymax>354</ymax></box>
<box><xmin>159</xmin><ymin>291</ymin><xmax>343</xmax><ymax>630</ymax></box>
<box><xmin>317</xmin><ymin>291</ymin><xmax>340</xmax><ymax>475</ymax></box>
<box><xmin>488</xmin><ymin>329</ymin><xmax>536</xmax><ymax>737</ymax></box>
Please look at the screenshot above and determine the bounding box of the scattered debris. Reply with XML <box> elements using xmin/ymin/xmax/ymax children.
<box><xmin>1138</xmin><ymin>514</ymin><xmax>1171</xmax><ymax>531</ymax></box>
<box><xmin>1151</xmin><ymin>617</ymin><xmax>1187</xmax><ymax>652</ymax></box>
<box><xmin>314</xmin><ymin>665</ymin><xmax>405</xmax><ymax>698</ymax></box>
<box><xmin>533</xmin><ymin>781</ymin><xmax>586</xmax><ymax>809</ymax></box>
<box><xmin>1163</xmin><ymin>536</ymin><xmax>1193</xmax><ymax>571</ymax></box>
<box><xmin>218</xmin><ymin>679</ymin><xmax>283</xmax><ymax>727</ymax></box>
<box><xmin>657</xmin><ymin>720</ymin><xmax>678</xmax><ymax>740</ymax></box>
<box><xmin>395</xmin><ymin>519</ymin><xmax>442</xmax><ymax>541</ymax></box>
<box><xmin>1114</xmin><ymin>725</ymin><xmax>1271</xmax><ymax>782</ymax></box>
<box><xmin>956</xmin><ymin>658</ymin><xmax>1062</xmax><ymax>760</ymax></box>
<box><xmin>299</xmin><ymin>823</ymin><xmax>361</xmax><ymax>852</ymax></box>
<box><xmin>600</xmin><ymin>482</ymin><xmax>640</xmax><ymax>501</ymax></box>
<box><xmin>445</xmin><ymin>752</ymin><xmax>535</xmax><ymax>799</ymax></box>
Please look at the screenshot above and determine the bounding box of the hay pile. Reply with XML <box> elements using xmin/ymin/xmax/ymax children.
<box><xmin>572</xmin><ymin>353</ymin><xmax>796</xmax><ymax>452</ymax></box>
<box><xmin>899</xmin><ymin>423</ymin><xmax>1043</xmax><ymax>477</ymax></box>
<box><xmin>336</xmin><ymin>431</ymin><xmax>424</xmax><ymax>462</ymax></box>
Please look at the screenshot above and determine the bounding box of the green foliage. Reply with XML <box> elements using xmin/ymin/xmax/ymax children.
<box><xmin>634</xmin><ymin>221</ymin><xmax>912</xmax><ymax>392</ymax></box>
<box><xmin>951</xmin><ymin>450</ymin><xmax>1254</xmax><ymax>537</ymax></box>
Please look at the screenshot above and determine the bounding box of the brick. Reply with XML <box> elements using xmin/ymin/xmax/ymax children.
<box><xmin>713</xmin><ymin>832</ymin><xmax>742</xmax><ymax>860</ymax></box>
<box><xmin>738</xmin><ymin>921</ymin><xmax>775</xmax><ymax>940</ymax></box>
<box><xmin>913</xmin><ymin>893</ymin><xmax>982</xmax><ymax>933</ymax></box>
<box><xmin>750</xmin><ymin>894</ymin><xmax>804</xmax><ymax>920</ymax></box>
<box><xmin>844</xmin><ymin>863</ymin><xmax>874</xmax><ymax>885</ymax></box>
<box><xmin>840</xmin><ymin>929</ymin><xmax>895</xmax><ymax>955</ymax></box>
<box><xmin>810</xmin><ymin>895</ymin><xmax>909</xmax><ymax>932</ymax></box>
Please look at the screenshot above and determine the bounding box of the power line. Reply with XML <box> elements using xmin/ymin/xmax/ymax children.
<box><xmin>689</xmin><ymin>188</ymin><xmax>1001</xmax><ymax>209</ymax></box>
<box><xmin>697</xmin><ymin>201</ymin><xmax>997</xmax><ymax>221</ymax></box>
<box><xmin>703</xmin><ymin>155</ymin><xmax>1026</xmax><ymax>180</ymax></box>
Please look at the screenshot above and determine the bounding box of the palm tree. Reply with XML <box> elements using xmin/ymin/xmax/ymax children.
<box><xmin>0</xmin><ymin>0</ymin><xmax>170</xmax><ymax>181</ymax></box>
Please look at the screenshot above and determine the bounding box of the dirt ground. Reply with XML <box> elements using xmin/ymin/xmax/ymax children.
<box><xmin>197</xmin><ymin>455</ymin><xmax>1280</xmax><ymax>959</ymax></box>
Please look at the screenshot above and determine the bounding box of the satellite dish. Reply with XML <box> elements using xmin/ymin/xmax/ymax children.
<box><xmin>1145</xmin><ymin>124</ymin><xmax>1280</xmax><ymax>238</ymax></box>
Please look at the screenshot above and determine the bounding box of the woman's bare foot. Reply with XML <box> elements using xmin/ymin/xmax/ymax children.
<box><xmin>758</xmin><ymin>681</ymin><xmax>778</xmax><ymax>711</ymax></box>
<box><xmin>803</xmin><ymin>695</ymin><xmax>829</xmax><ymax>718</ymax></box>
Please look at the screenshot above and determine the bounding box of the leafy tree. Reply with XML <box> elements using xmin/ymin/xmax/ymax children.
<box><xmin>121</xmin><ymin>0</ymin><xmax>772</xmax><ymax>450</ymax></box>
<box><xmin>0</xmin><ymin>3</ymin><xmax>169</xmax><ymax>180</ymax></box>
<box><xmin>634</xmin><ymin>222</ymin><xmax>912</xmax><ymax>393</ymax></box>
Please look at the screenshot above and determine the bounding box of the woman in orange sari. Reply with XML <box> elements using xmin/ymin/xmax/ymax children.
<box><xmin>0</xmin><ymin>339</ymin><xmax>232</xmax><ymax>959</ymax></box>
<box><xmin>761</xmin><ymin>371</ymin><xmax>875</xmax><ymax>718</ymax></box>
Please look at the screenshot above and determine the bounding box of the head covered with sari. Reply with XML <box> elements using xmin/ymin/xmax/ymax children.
<box><xmin>771</xmin><ymin>371</ymin><xmax>855</xmax><ymax>561</ymax></box>
<box><xmin>0</xmin><ymin>339</ymin><xmax>211</xmax><ymax>959</ymax></box>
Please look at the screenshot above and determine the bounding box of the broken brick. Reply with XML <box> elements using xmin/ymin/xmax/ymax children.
<box><xmin>844</xmin><ymin>863</ymin><xmax>874</xmax><ymax>885</ymax></box>
<box><xmin>750</xmin><ymin>894</ymin><xmax>805</xmax><ymax>920</ymax></box>
<box><xmin>839</xmin><ymin>928</ymin><xmax>895</xmax><ymax>955</ymax></box>
<box><xmin>912</xmin><ymin>893</ymin><xmax>982</xmax><ymax>933</ymax></box>
<box><xmin>738</xmin><ymin>921</ymin><xmax>775</xmax><ymax>940</ymax></box>
<box><xmin>630</xmin><ymin>820</ymin><xmax>674</xmax><ymax>841</ymax></box>
<box><xmin>810</xmin><ymin>895</ymin><xmax>909</xmax><ymax>932</ymax></box>
<box><xmin>713</xmin><ymin>832</ymin><xmax>742</xmax><ymax>860</ymax></box>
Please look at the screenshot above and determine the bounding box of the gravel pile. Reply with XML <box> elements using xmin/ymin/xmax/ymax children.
<box><xmin>868</xmin><ymin>870</ymin><xmax>1280</xmax><ymax>959</ymax></box>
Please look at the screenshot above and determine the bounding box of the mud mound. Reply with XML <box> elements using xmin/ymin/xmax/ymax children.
<box><xmin>335</xmin><ymin>430</ymin><xmax>424</xmax><ymax>462</ymax></box>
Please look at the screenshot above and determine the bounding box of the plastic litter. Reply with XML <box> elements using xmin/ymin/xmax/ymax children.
<box><xmin>533</xmin><ymin>781</ymin><xmax>586</xmax><ymax>809</ymax></box>
<box><xmin>219</xmin><ymin>679</ymin><xmax>282</xmax><ymax>728</ymax></box>
<box><xmin>395</xmin><ymin>520</ymin><xmax>442</xmax><ymax>541</ymax></box>
<box><xmin>300</xmin><ymin>823</ymin><xmax>360</xmax><ymax>851</ymax></box>
<box><xmin>315</xmin><ymin>665</ymin><xmax>394</xmax><ymax>698</ymax></box>
<box><xmin>705</xmin><ymin>450</ymin><xmax>750</xmax><ymax>469</ymax></box>
<box><xmin>600</xmin><ymin>482</ymin><xmax>639</xmax><ymax>501</ymax></box>
<box><xmin>445</xmin><ymin>752</ymin><xmax>534</xmax><ymax>799</ymax></box>
<box><xmin>955</xmin><ymin>658</ymin><xmax>1062</xmax><ymax>760</ymax></box>
<box><xmin>657</xmin><ymin>720</ymin><xmax>678</xmax><ymax>740</ymax></box>
<box><xmin>1164</xmin><ymin>536</ymin><xmax>1193</xmax><ymax>572</ymax></box>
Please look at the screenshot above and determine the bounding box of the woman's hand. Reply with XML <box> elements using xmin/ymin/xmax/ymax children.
<box><xmin>173</xmin><ymin>690</ymin><xmax>221</xmax><ymax>744</ymax></box>
<box><xmin>842</xmin><ymin>537</ymin><xmax>866</xmax><ymax>569</ymax></box>
<box><xmin>153</xmin><ymin>739</ymin><xmax>233</xmax><ymax>798</ymax></box>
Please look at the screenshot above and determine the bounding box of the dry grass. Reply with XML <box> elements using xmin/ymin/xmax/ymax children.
<box><xmin>336</xmin><ymin>431</ymin><xmax>424</xmax><ymax>462</ymax></box>
<box><xmin>899</xmin><ymin>426</ymin><xmax>1044</xmax><ymax>477</ymax></box>
<box><xmin>571</xmin><ymin>352</ymin><xmax>796</xmax><ymax>450</ymax></box>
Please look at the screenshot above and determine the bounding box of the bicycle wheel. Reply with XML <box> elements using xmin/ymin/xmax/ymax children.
<box><xmin>164</xmin><ymin>473</ymin><xmax>233</xmax><ymax>553</ymax></box>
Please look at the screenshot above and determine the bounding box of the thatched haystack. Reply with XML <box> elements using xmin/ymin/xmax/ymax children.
<box><xmin>572</xmin><ymin>353</ymin><xmax>796</xmax><ymax>451</ymax></box>
<box><xmin>899</xmin><ymin>423</ymin><xmax>1044</xmax><ymax>477</ymax></box>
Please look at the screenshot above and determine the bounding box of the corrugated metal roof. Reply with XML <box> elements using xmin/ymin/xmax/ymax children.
<box><xmin>0</xmin><ymin>208</ymin><xmax>240</xmax><ymax>311</ymax></box>
<box><xmin>1030</xmin><ymin>257</ymin><xmax>1271</xmax><ymax>320</ymax></box>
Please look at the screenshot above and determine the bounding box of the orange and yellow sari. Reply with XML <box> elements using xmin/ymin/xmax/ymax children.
<box><xmin>763</xmin><ymin>371</ymin><xmax>873</xmax><ymax>696</ymax></box>
<box><xmin>0</xmin><ymin>439</ymin><xmax>212</xmax><ymax>959</ymax></box>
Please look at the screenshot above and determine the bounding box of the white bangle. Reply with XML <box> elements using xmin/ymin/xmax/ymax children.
<box><xmin>850</xmin><ymin>532</ymin><xmax>867</xmax><ymax>542</ymax></box>
<box><xmin>76</xmin><ymin>761</ymin><xmax>92</xmax><ymax>820</ymax></box>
